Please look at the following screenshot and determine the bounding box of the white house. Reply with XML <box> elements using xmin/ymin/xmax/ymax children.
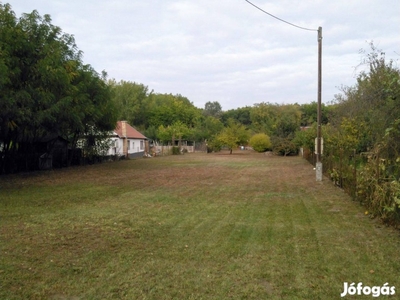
<box><xmin>107</xmin><ymin>121</ymin><xmax>148</xmax><ymax>158</ymax></box>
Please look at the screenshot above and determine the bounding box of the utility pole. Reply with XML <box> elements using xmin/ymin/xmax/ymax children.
<box><xmin>316</xmin><ymin>26</ymin><xmax>323</xmax><ymax>181</ymax></box>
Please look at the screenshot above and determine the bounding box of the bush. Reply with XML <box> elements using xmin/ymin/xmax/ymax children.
<box><xmin>172</xmin><ymin>146</ymin><xmax>181</xmax><ymax>155</ymax></box>
<box><xmin>271</xmin><ymin>136</ymin><xmax>297</xmax><ymax>156</ymax></box>
<box><xmin>249</xmin><ymin>133</ymin><xmax>271</xmax><ymax>152</ymax></box>
<box><xmin>207</xmin><ymin>138</ymin><xmax>223</xmax><ymax>153</ymax></box>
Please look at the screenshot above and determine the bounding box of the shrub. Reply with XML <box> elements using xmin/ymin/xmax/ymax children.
<box><xmin>249</xmin><ymin>133</ymin><xmax>271</xmax><ymax>153</ymax></box>
<box><xmin>172</xmin><ymin>146</ymin><xmax>181</xmax><ymax>155</ymax></box>
<box><xmin>271</xmin><ymin>136</ymin><xmax>297</xmax><ymax>156</ymax></box>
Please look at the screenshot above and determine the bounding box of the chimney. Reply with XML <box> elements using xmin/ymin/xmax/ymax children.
<box><xmin>121</xmin><ymin>121</ymin><xmax>128</xmax><ymax>157</ymax></box>
<box><xmin>121</xmin><ymin>120</ymin><xmax>127</xmax><ymax>137</ymax></box>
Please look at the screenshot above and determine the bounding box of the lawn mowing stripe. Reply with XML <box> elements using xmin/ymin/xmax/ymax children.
<box><xmin>2</xmin><ymin>153</ymin><xmax>400</xmax><ymax>299</ymax></box>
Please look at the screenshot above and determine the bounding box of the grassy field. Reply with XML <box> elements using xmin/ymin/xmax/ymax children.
<box><xmin>1</xmin><ymin>151</ymin><xmax>400</xmax><ymax>299</ymax></box>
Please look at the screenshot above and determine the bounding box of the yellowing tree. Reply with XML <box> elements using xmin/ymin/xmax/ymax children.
<box><xmin>249</xmin><ymin>133</ymin><xmax>271</xmax><ymax>152</ymax></box>
<box><xmin>214</xmin><ymin>119</ymin><xmax>249</xmax><ymax>154</ymax></box>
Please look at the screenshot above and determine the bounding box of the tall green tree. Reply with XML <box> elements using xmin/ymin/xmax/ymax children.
<box><xmin>0</xmin><ymin>5</ymin><xmax>117</xmax><ymax>172</ymax></box>
<box><xmin>191</xmin><ymin>116</ymin><xmax>224</xmax><ymax>142</ymax></box>
<box><xmin>109</xmin><ymin>80</ymin><xmax>149</xmax><ymax>128</ymax></box>
<box><xmin>221</xmin><ymin>106</ymin><xmax>252</xmax><ymax>126</ymax></box>
<box><xmin>203</xmin><ymin>101</ymin><xmax>222</xmax><ymax>118</ymax></box>
<box><xmin>147</xmin><ymin>93</ymin><xmax>201</xmax><ymax>128</ymax></box>
<box><xmin>250</xmin><ymin>102</ymin><xmax>301</xmax><ymax>138</ymax></box>
<box><xmin>332</xmin><ymin>43</ymin><xmax>400</xmax><ymax>151</ymax></box>
<box><xmin>300</xmin><ymin>102</ymin><xmax>331</xmax><ymax>127</ymax></box>
<box><xmin>250</xmin><ymin>102</ymin><xmax>276</xmax><ymax>135</ymax></box>
<box><xmin>157</xmin><ymin>121</ymin><xmax>190</xmax><ymax>147</ymax></box>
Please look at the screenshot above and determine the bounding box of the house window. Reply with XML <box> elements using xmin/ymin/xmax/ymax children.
<box><xmin>128</xmin><ymin>140</ymin><xmax>130</xmax><ymax>150</ymax></box>
<box><xmin>140</xmin><ymin>140</ymin><xmax>144</xmax><ymax>150</ymax></box>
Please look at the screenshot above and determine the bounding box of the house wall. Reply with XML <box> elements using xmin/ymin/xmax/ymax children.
<box><xmin>127</xmin><ymin>138</ymin><xmax>145</xmax><ymax>156</ymax></box>
<box><xmin>107</xmin><ymin>138</ymin><xmax>124</xmax><ymax>156</ymax></box>
<box><xmin>107</xmin><ymin>138</ymin><xmax>146</xmax><ymax>157</ymax></box>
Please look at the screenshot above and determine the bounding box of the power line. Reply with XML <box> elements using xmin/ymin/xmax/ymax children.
<box><xmin>244</xmin><ymin>0</ymin><xmax>317</xmax><ymax>32</ymax></box>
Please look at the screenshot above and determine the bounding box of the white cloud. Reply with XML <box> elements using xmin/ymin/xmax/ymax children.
<box><xmin>7</xmin><ymin>0</ymin><xmax>400</xmax><ymax>110</ymax></box>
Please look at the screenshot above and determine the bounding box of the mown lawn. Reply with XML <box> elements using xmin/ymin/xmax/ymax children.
<box><xmin>1</xmin><ymin>151</ymin><xmax>399</xmax><ymax>299</ymax></box>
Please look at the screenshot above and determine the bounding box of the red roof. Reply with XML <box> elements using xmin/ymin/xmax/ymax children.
<box><xmin>115</xmin><ymin>121</ymin><xmax>147</xmax><ymax>139</ymax></box>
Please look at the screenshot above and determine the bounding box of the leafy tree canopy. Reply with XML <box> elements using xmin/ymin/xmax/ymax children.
<box><xmin>0</xmin><ymin>4</ymin><xmax>117</xmax><ymax>173</ymax></box>
<box><xmin>214</xmin><ymin>119</ymin><xmax>249</xmax><ymax>154</ymax></box>
<box><xmin>203</xmin><ymin>101</ymin><xmax>222</xmax><ymax>118</ymax></box>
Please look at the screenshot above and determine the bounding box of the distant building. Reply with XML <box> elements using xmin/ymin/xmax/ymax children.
<box><xmin>107</xmin><ymin>121</ymin><xmax>148</xmax><ymax>158</ymax></box>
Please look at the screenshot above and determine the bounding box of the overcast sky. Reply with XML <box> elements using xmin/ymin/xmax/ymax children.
<box><xmin>7</xmin><ymin>0</ymin><xmax>400</xmax><ymax>110</ymax></box>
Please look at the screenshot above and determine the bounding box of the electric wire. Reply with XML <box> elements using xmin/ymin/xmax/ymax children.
<box><xmin>244</xmin><ymin>0</ymin><xmax>317</xmax><ymax>32</ymax></box>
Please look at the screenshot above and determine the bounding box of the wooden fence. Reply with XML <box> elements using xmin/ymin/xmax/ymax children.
<box><xmin>152</xmin><ymin>145</ymin><xmax>195</xmax><ymax>155</ymax></box>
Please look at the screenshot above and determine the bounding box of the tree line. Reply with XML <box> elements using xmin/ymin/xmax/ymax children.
<box><xmin>108</xmin><ymin>78</ymin><xmax>332</xmax><ymax>155</ymax></box>
<box><xmin>0</xmin><ymin>4</ymin><xmax>333</xmax><ymax>173</ymax></box>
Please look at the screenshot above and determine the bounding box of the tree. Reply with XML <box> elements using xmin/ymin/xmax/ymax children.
<box><xmin>300</xmin><ymin>102</ymin><xmax>331</xmax><ymax>127</ymax></box>
<box><xmin>109</xmin><ymin>80</ymin><xmax>149</xmax><ymax>127</ymax></box>
<box><xmin>203</xmin><ymin>101</ymin><xmax>222</xmax><ymax>118</ymax></box>
<box><xmin>250</xmin><ymin>102</ymin><xmax>276</xmax><ymax>135</ymax></box>
<box><xmin>147</xmin><ymin>93</ymin><xmax>201</xmax><ymax>128</ymax></box>
<box><xmin>214</xmin><ymin>119</ymin><xmax>249</xmax><ymax>154</ymax></box>
<box><xmin>272</xmin><ymin>104</ymin><xmax>302</xmax><ymax>138</ymax></box>
<box><xmin>332</xmin><ymin>43</ymin><xmax>400</xmax><ymax>150</ymax></box>
<box><xmin>0</xmin><ymin>5</ymin><xmax>117</xmax><ymax>173</ymax></box>
<box><xmin>293</xmin><ymin>125</ymin><xmax>317</xmax><ymax>152</ymax></box>
<box><xmin>191</xmin><ymin>116</ymin><xmax>224</xmax><ymax>142</ymax></box>
<box><xmin>271</xmin><ymin>136</ymin><xmax>297</xmax><ymax>156</ymax></box>
<box><xmin>221</xmin><ymin>106</ymin><xmax>252</xmax><ymax>126</ymax></box>
<box><xmin>157</xmin><ymin>121</ymin><xmax>190</xmax><ymax>148</ymax></box>
<box><xmin>249</xmin><ymin>133</ymin><xmax>271</xmax><ymax>152</ymax></box>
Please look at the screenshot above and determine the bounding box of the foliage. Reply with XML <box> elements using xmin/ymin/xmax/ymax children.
<box><xmin>293</xmin><ymin>125</ymin><xmax>317</xmax><ymax>152</ymax></box>
<box><xmin>319</xmin><ymin>43</ymin><xmax>400</xmax><ymax>226</ymax></box>
<box><xmin>249</xmin><ymin>102</ymin><xmax>276</xmax><ymax>135</ymax></box>
<box><xmin>213</xmin><ymin>119</ymin><xmax>249</xmax><ymax>154</ymax></box>
<box><xmin>79</xmin><ymin>125</ymin><xmax>113</xmax><ymax>162</ymax></box>
<box><xmin>143</xmin><ymin>125</ymin><xmax>158</xmax><ymax>141</ymax></box>
<box><xmin>191</xmin><ymin>116</ymin><xmax>224</xmax><ymax>143</ymax></box>
<box><xmin>147</xmin><ymin>93</ymin><xmax>201</xmax><ymax>128</ymax></box>
<box><xmin>157</xmin><ymin>121</ymin><xmax>190</xmax><ymax>146</ymax></box>
<box><xmin>203</xmin><ymin>101</ymin><xmax>222</xmax><ymax>118</ymax></box>
<box><xmin>323</xmin><ymin>117</ymin><xmax>370</xmax><ymax>156</ymax></box>
<box><xmin>0</xmin><ymin>5</ymin><xmax>117</xmax><ymax>173</ymax></box>
<box><xmin>171</xmin><ymin>146</ymin><xmax>181</xmax><ymax>155</ymax></box>
<box><xmin>299</xmin><ymin>101</ymin><xmax>332</xmax><ymax>126</ymax></box>
<box><xmin>250</xmin><ymin>102</ymin><xmax>301</xmax><ymax>138</ymax></box>
<box><xmin>221</xmin><ymin>106</ymin><xmax>252</xmax><ymax>126</ymax></box>
<box><xmin>271</xmin><ymin>136</ymin><xmax>298</xmax><ymax>156</ymax></box>
<box><xmin>356</xmin><ymin>152</ymin><xmax>400</xmax><ymax>224</ymax></box>
<box><xmin>332</xmin><ymin>43</ymin><xmax>400</xmax><ymax>147</ymax></box>
<box><xmin>249</xmin><ymin>133</ymin><xmax>271</xmax><ymax>152</ymax></box>
<box><xmin>108</xmin><ymin>80</ymin><xmax>149</xmax><ymax>127</ymax></box>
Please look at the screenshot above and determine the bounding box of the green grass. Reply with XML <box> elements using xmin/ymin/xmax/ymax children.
<box><xmin>1</xmin><ymin>151</ymin><xmax>400</xmax><ymax>299</ymax></box>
